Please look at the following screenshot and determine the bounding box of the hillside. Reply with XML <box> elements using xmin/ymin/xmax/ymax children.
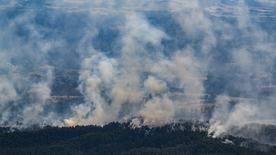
<box><xmin>0</xmin><ymin>122</ymin><xmax>275</xmax><ymax>155</ymax></box>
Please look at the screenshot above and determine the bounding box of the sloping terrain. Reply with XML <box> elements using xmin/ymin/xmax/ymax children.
<box><xmin>0</xmin><ymin>122</ymin><xmax>275</xmax><ymax>155</ymax></box>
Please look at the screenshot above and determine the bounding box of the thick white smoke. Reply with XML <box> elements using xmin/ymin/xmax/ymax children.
<box><xmin>208</xmin><ymin>0</ymin><xmax>276</xmax><ymax>139</ymax></box>
<box><xmin>0</xmin><ymin>8</ymin><xmax>64</xmax><ymax>127</ymax></box>
<box><xmin>64</xmin><ymin>11</ymin><xmax>207</xmax><ymax>126</ymax></box>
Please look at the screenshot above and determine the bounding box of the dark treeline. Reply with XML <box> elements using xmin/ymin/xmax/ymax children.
<box><xmin>0</xmin><ymin>122</ymin><xmax>275</xmax><ymax>155</ymax></box>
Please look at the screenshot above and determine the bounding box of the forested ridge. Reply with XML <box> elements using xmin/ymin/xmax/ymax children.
<box><xmin>0</xmin><ymin>122</ymin><xmax>275</xmax><ymax>155</ymax></box>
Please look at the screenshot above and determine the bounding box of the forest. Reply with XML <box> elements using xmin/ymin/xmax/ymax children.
<box><xmin>0</xmin><ymin>122</ymin><xmax>275</xmax><ymax>155</ymax></box>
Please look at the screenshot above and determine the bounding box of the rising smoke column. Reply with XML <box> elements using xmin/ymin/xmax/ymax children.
<box><xmin>65</xmin><ymin>10</ymin><xmax>208</xmax><ymax>126</ymax></box>
<box><xmin>208</xmin><ymin>0</ymin><xmax>276</xmax><ymax>138</ymax></box>
<box><xmin>0</xmin><ymin>1</ymin><xmax>68</xmax><ymax>127</ymax></box>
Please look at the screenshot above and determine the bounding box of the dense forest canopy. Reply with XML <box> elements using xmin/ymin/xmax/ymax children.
<box><xmin>1</xmin><ymin>122</ymin><xmax>276</xmax><ymax>155</ymax></box>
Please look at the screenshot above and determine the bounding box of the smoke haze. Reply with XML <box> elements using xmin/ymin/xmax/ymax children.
<box><xmin>1</xmin><ymin>0</ymin><xmax>276</xmax><ymax>144</ymax></box>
